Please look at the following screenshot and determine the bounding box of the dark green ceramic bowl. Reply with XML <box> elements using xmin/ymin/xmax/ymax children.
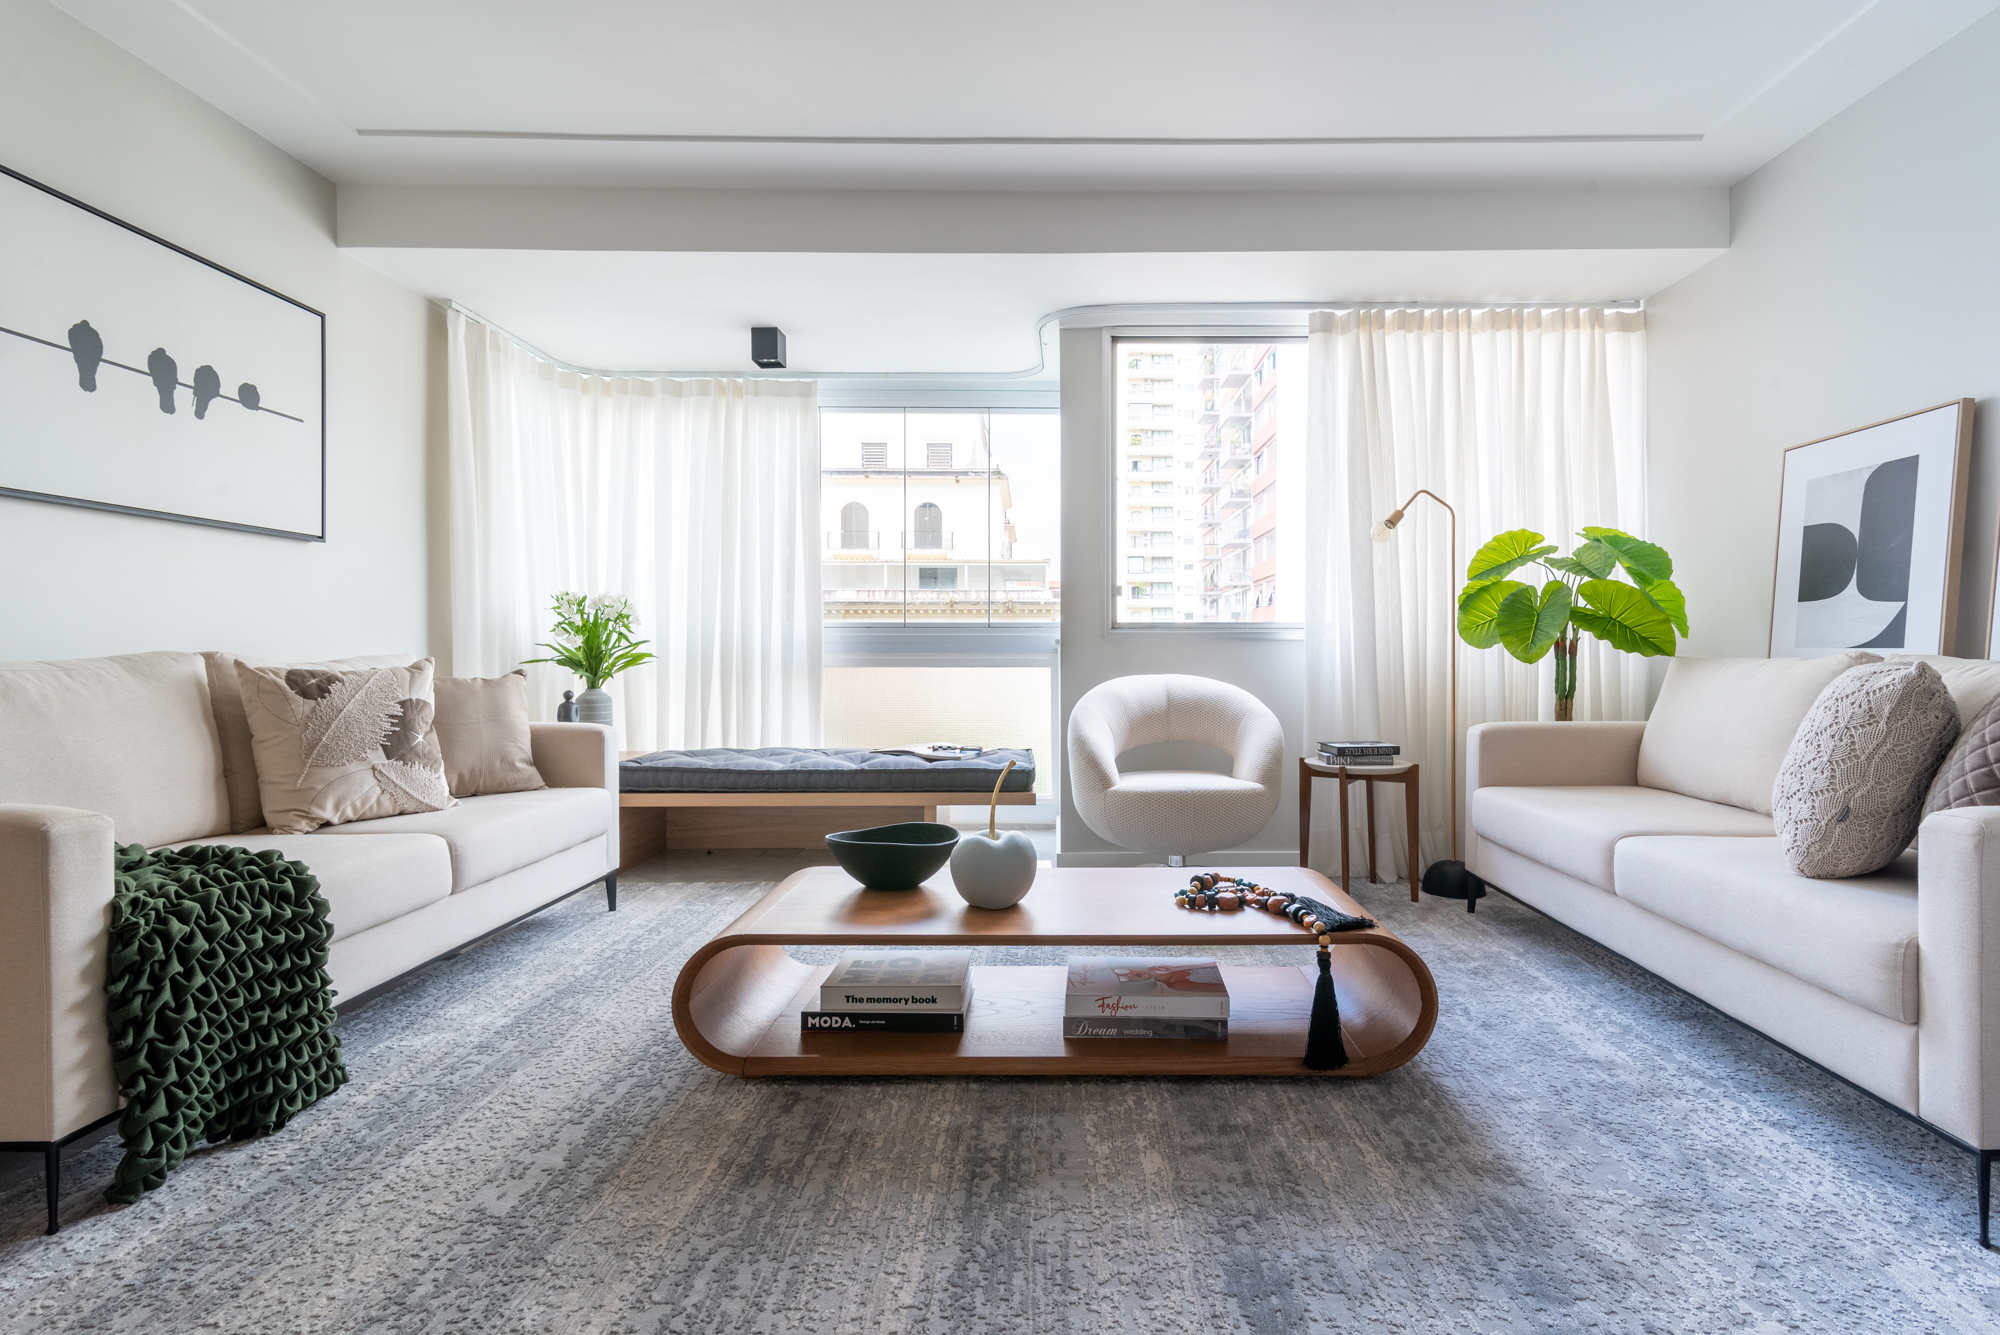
<box><xmin>826</xmin><ymin>821</ymin><xmax>960</xmax><ymax>891</ymax></box>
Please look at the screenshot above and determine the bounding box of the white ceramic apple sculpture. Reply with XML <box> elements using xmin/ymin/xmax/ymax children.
<box><xmin>951</xmin><ymin>760</ymin><xmax>1037</xmax><ymax>909</ymax></box>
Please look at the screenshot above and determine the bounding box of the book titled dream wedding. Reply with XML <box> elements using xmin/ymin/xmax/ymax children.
<box><xmin>1060</xmin><ymin>1015</ymin><xmax>1228</xmax><ymax>1041</ymax></box>
<box><xmin>802</xmin><ymin>990</ymin><xmax>974</xmax><ymax>1034</ymax></box>
<box><xmin>818</xmin><ymin>948</ymin><xmax>971</xmax><ymax>1012</ymax></box>
<box><xmin>1064</xmin><ymin>956</ymin><xmax>1229</xmax><ymax>1019</ymax></box>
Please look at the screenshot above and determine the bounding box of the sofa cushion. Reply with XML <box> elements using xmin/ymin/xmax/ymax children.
<box><xmin>238</xmin><ymin>658</ymin><xmax>454</xmax><ymax>834</ymax></box>
<box><xmin>1772</xmin><ymin>660</ymin><xmax>1958</xmax><ymax>878</ymax></box>
<box><xmin>157</xmin><ymin>832</ymin><xmax>452</xmax><ymax>945</ymax></box>
<box><xmin>1472</xmin><ymin>785</ymin><xmax>1773</xmax><ymax>892</ymax></box>
<box><xmin>1638</xmin><ymin>653</ymin><xmax>1878</xmax><ymax>815</ymax></box>
<box><xmin>1884</xmin><ymin>655</ymin><xmax>2000</xmax><ymax>730</ymax></box>
<box><xmin>0</xmin><ymin>651</ymin><xmax>230</xmax><ymax>848</ymax></box>
<box><xmin>307</xmin><ymin>788</ymin><xmax>611</xmax><ymax>892</ymax></box>
<box><xmin>1614</xmin><ymin>836</ymin><xmax>1918</xmax><ymax>1023</ymax></box>
<box><xmin>201</xmin><ymin>651</ymin><xmax>420</xmax><ymax>834</ymax></box>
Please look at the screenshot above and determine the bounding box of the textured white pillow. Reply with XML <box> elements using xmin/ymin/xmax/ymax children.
<box><xmin>1638</xmin><ymin>653</ymin><xmax>1880</xmax><ymax>814</ymax></box>
<box><xmin>1772</xmin><ymin>660</ymin><xmax>1960</xmax><ymax>878</ymax></box>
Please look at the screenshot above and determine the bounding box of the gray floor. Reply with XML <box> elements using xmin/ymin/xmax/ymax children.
<box><xmin>5</xmin><ymin>852</ymin><xmax>2000</xmax><ymax>1333</ymax></box>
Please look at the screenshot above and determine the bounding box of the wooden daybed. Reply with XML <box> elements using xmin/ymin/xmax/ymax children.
<box><xmin>616</xmin><ymin>747</ymin><xmax>1037</xmax><ymax>868</ymax></box>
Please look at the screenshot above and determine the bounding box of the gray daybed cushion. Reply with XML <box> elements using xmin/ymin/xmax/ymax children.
<box><xmin>620</xmin><ymin>747</ymin><xmax>1036</xmax><ymax>794</ymax></box>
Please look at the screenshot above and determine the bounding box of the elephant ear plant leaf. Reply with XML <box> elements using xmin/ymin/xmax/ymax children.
<box><xmin>1455</xmin><ymin>526</ymin><xmax>1690</xmax><ymax>719</ymax></box>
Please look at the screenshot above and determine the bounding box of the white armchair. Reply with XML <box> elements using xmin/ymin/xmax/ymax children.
<box><xmin>1066</xmin><ymin>674</ymin><xmax>1285</xmax><ymax>864</ymax></box>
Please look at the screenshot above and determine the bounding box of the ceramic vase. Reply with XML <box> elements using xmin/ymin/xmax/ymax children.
<box><xmin>576</xmin><ymin>687</ymin><xmax>614</xmax><ymax>727</ymax></box>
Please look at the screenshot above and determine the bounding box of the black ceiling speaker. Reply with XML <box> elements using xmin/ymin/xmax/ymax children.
<box><xmin>751</xmin><ymin>326</ymin><xmax>786</xmax><ymax>369</ymax></box>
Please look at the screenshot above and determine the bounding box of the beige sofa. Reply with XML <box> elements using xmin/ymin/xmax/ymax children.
<box><xmin>0</xmin><ymin>650</ymin><xmax>618</xmax><ymax>1233</ymax></box>
<box><xmin>1466</xmin><ymin>652</ymin><xmax>2000</xmax><ymax>1243</ymax></box>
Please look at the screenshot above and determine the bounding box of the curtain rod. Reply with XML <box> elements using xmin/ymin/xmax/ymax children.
<box><xmin>441</xmin><ymin>298</ymin><xmax>1645</xmax><ymax>383</ymax></box>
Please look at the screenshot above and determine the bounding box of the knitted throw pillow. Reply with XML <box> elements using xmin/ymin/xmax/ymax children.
<box><xmin>1924</xmin><ymin>689</ymin><xmax>2000</xmax><ymax>816</ymax></box>
<box><xmin>1772</xmin><ymin>660</ymin><xmax>1960</xmax><ymax>878</ymax></box>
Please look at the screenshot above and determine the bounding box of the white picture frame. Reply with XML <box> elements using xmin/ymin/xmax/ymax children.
<box><xmin>0</xmin><ymin>164</ymin><xmax>325</xmax><ymax>541</ymax></box>
<box><xmin>1768</xmin><ymin>400</ymin><xmax>1973</xmax><ymax>658</ymax></box>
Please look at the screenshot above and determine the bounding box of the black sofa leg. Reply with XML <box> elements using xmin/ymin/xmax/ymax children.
<box><xmin>1981</xmin><ymin>1150</ymin><xmax>1995</xmax><ymax>1248</ymax></box>
<box><xmin>605</xmin><ymin>870</ymin><xmax>618</xmax><ymax>912</ymax></box>
<box><xmin>44</xmin><ymin>1144</ymin><xmax>59</xmax><ymax>1236</ymax></box>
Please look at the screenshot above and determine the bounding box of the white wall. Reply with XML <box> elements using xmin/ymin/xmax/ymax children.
<box><xmin>0</xmin><ymin>0</ymin><xmax>440</xmax><ymax>665</ymax></box>
<box><xmin>1648</xmin><ymin>8</ymin><xmax>2000</xmax><ymax>661</ymax></box>
<box><xmin>1058</xmin><ymin>326</ymin><xmax>1306</xmax><ymax>866</ymax></box>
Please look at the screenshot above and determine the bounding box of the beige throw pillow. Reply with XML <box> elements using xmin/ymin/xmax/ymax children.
<box><xmin>1924</xmin><ymin>690</ymin><xmax>2000</xmax><ymax>816</ymax></box>
<box><xmin>1772</xmin><ymin>660</ymin><xmax>1959</xmax><ymax>878</ymax></box>
<box><xmin>238</xmin><ymin>657</ymin><xmax>455</xmax><ymax>833</ymax></box>
<box><xmin>433</xmin><ymin>670</ymin><xmax>547</xmax><ymax>798</ymax></box>
<box><xmin>201</xmin><ymin>650</ymin><xmax>419</xmax><ymax>832</ymax></box>
<box><xmin>1638</xmin><ymin>652</ymin><xmax>1881</xmax><ymax>814</ymax></box>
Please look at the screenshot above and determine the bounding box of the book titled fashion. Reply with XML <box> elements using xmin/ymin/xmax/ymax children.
<box><xmin>819</xmin><ymin>948</ymin><xmax>971</xmax><ymax>1012</ymax></box>
<box><xmin>1064</xmin><ymin>957</ymin><xmax>1229</xmax><ymax>1019</ymax></box>
<box><xmin>802</xmin><ymin>989</ymin><xmax>974</xmax><ymax>1034</ymax></box>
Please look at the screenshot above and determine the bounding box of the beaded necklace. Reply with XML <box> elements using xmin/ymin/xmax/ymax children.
<box><xmin>1172</xmin><ymin>873</ymin><xmax>1377</xmax><ymax>1072</ymax></box>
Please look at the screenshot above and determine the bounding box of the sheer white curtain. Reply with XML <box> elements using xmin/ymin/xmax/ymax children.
<box><xmin>1304</xmin><ymin>307</ymin><xmax>1647</xmax><ymax>876</ymax></box>
<box><xmin>447</xmin><ymin>309</ymin><xmax>820</xmax><ymax>750</ymax></box>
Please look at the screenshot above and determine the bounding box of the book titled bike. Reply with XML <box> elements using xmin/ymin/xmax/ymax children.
<box><xmin>1064</xmin><ymin>956</ymin><xmax>1229</xmax><ymax>1019</ymax></box>
<box><xmin>1061</xmin><ymin>1015</ymin><xmax>1228</xmax><ymax>1041</ymax></box>
<box><xmin>802</xmin><ymin>990</ymin><xmax>974</xmax><ymax>1034</ymax></box>
<box><xmin>819</xmin><ymin>948</ymin><xmax>971</xmax><ymax>1012</ymax></box>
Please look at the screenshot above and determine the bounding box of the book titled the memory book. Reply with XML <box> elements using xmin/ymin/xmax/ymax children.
<box><xmin>801</xmin><ymin>989</ymin><xmax>974</xmax><ymax>1034</ymax></box>
<box><xmin>1064</xmin><ymin>957</ymin><xmax>1230</xmax><ymax>1029</ymax></box>
<box><xmin>818</xmin><ymin>949</ymin><xmax>971</xmax><ymax>1012</ymax></box>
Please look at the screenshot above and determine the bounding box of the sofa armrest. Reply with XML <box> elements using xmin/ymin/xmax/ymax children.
<box><xmin>0</xmin><ymin>805</ymin><xmax>120</xmax><ymax>1143</ymax></box>
<box><xmin>1466</xmin><ymin>722</ymin><xmax>1647</xmax><ymax>793</ymax></box>
<box><xmin>1916</xmin><ymin>806</ymin><xmax>2000</xmax><ymax>1148</ymax></box>
<box><xmin>530</xmin><ymin>722</ymin><xmax>617</xmax><ymax>791</ymax></box>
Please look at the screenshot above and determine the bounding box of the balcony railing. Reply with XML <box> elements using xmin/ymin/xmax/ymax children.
<box><xmin>828</xmin><ymin>530</ymin><xmax>882</xmax><ymax>550</ymax></box>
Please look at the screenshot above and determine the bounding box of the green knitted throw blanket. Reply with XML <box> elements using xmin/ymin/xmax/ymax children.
<box><xmin>103</xmin><ymin>843</ymin><xmax>348</xmax><ymax>1204</ymax></box>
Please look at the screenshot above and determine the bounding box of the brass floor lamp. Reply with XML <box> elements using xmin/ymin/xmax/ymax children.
<box><xmin>1372</xmin><ymin>489</ymin><xmax>1484</xmax><ymax>909</ymax></box>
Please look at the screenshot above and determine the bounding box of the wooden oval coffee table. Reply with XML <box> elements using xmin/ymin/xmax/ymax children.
<box><xmin>672</xmin><ymin>865</ymin><xmax>1438</xmax><ymax>1079</ymax></box>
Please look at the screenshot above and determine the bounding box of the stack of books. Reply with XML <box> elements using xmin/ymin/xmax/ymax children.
<box><xmin>1061</xmin><ymin>957</ymin><xmax>1229</xmax><ymax>1040</ymax></box>
<box><xmin>1318</xmin><ymin>740</ymin><xmax>1401</xmax><ymax>766</ymax></box>
<box><xmin>801</xmin><ymin>949</ymin><xmax>972</xmax><ymax>1033</ymax></box>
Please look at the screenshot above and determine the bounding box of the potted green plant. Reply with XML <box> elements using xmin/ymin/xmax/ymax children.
<box><xmin>1456</xmin><ymin>527</ymin><xmax>1689</xmax><ymax>720</ymax></box>
<box><xmin>524</xmin><ymin>592</ymin><xmax>656</xmax><ymax>727</ymax></box>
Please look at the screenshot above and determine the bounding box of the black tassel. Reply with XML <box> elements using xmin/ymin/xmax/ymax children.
<box><xmin>1303</xmin><ymin>938</ymin><xmax>1347</xmax><ymax>1071</ymax></box>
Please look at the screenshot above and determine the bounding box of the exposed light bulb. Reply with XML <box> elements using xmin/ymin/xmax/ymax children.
<box><xmin>1371</xmin><ymin>520</ymin><xmax>1396</xmax><ymax>543</ymax></box>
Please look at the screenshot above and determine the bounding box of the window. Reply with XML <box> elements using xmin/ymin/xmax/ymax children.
<box><xmin>1112</xmin><ymin>338</ymin><xmax>1304</xmax><ymax>626</ymax></box>
<box><xmin>1127</xmin><ymin>556</ymin><xmax>1145</xmax><ymax>573</ymax></box>
<box><xmin>912</xmin><ymin>501</ymin><xmax>944</xmax><ymax>549</ymax></box>
<box><xmin>840</xmin><ymin>502</ymin><xmax>871</xmax><ymax>550</ymax></box>
<box><xmin>821</xmin><ymin>408</ymin><xmax>1058</xmax><ymax>625</ymax></box>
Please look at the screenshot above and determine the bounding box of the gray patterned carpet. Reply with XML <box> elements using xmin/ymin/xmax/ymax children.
<box><xmin>5</xmin><ymin>852</ymin><xmax>2000</xmax><ymax>1334</ymax></box>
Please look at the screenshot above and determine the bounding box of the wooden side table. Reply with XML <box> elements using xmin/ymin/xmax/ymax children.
<box><xmin>1298</xmin><ymin>758</ymin><xmax>1422</xmax><ymax>902</ymax></box>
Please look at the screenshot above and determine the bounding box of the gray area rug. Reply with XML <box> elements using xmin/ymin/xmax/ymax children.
<box><xmin>5</xmin><ymin>856</ymin><xmax>2000</xmax><ymax>1333</ymax></box>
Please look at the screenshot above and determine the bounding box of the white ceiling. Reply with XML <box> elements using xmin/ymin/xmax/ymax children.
<box><xmin>48</xmin><ymin>0</ymin><xmax>1998</xmax><ymax>373</ymax></box>
<box><xmin>52</xmin><ymin>0</ymin><xmax>2000</xmax><ymax>190</ymax></box>
<box><xmin>352</xmin><ymin>248</ymin><xmax>1726</xmax><ymax>376</ymax></box>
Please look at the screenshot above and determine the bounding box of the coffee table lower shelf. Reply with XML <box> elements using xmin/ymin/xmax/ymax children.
<box><xmin>678</xmin><ymin>952</ymin><xmax>1433</xmax><ymax>1078</ymax></box>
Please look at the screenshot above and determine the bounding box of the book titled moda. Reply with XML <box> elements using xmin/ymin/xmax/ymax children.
<box><xmin>801</xmin><ymin>948</ymin><xmax>972</xmax><ymax>1034</ymax></box>
<box><xmin>1061</xmin><ymin>956</ymin><xmax>1229</xmax><ymax>1040</ymax></box>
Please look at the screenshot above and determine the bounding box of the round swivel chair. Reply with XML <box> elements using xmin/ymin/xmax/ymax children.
<box><xmin>1067</xmin><ymin>674</ymin><xmax>1285</xmax><ymax>865</ymax></box>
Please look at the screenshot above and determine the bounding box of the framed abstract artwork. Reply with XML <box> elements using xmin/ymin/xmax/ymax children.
<box><xmin>0</xmin><ymin>163</ymin><xmax>325</xmax><ymax>541</ymax></box>
<box><xmin>1769</xmin><ymin>400</ymin><xmax>1973</xmax><ymax>658</ymax></box>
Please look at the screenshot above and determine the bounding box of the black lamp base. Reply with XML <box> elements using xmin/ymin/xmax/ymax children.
<box><xmin>1421</xmin><ymin>860</ymin><xmax>1487</xmax><ymax>912</ymax></box>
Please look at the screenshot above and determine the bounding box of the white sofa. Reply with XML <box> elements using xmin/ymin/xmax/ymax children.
<box><xmin>1466</xmin><ymin>652</ymin><xmax>2000</xmax><ymax>1243</ymax></box>
<box><xmin>0</xmin><ymin>650</ymin><xmax>619</xmax><ymax>1233</ymax></box>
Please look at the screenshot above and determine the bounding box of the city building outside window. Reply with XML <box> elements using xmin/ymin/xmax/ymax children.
<box><xmin>1112</xmin><ymin>338</ymin><xmax>1303</xmax><ymax>626</ymax></box>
